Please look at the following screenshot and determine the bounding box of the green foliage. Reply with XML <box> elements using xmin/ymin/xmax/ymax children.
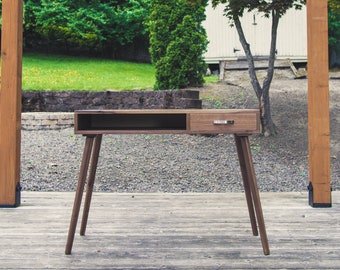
<box><xmin>149</xmin><ymin>0</ymin><xmax>208</xmax><ymax>90</ymax></box>
<box><xmin>148</xmin><ymin>0</ymin><xmax>175</xmax><ymax>64</ymax></box>
<box><xmin>22</xmin><ymin>0</ymin><xmax>151</xmax><ymax>56</ymax></box>
<box><xmin>329</xmin><ymin>0</ymin><xmax>340</xmax><ymax>14</ymax></box>
<box><xmin>211</xmin><ymin>0</ymin><xmax>305</xmax><ymax>20</ymax></box>
<box><xmin>329</xmin><ymin>2</ymin><xmax>340</xmax><ymax>48</ymax></box>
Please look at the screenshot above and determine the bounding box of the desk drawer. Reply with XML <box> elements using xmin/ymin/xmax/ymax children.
<box><xmin>189</xmin><ymin>111</ymin><xmax>260</xmax><ymax>134</ymax></box>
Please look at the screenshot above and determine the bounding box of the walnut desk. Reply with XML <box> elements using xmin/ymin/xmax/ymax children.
<box><xmin>65</xmin><ymin>109</ymin><xmax>270</xmax><ymax>255</ymax></box>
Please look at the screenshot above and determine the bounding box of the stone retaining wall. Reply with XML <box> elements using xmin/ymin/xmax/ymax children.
<box><xmin>22</xmin><ymin>90</ymin><xmax>201</xmax><ymax>112</ymax></box>
<box><xmin>21</xmin><ymin>90</ymin><xmax>202</xmax><ymax>130</ymax></box>
<box><xmin>22</xmin><ymin>112</ymin><xmax>74</xmax><ymax>130</ymax></box>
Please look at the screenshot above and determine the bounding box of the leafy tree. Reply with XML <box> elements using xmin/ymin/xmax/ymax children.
<box><xmin>23</xmin><ymin>0</ymin><xmax>151</xmax><ymax>57</ymax></box>
<box><xmin>329</xmin><ymin>0</ymin><xmax>340</xmax><ymax>14</ymax></box>
<box><xmin>211</xmin><ymin>0</ymin><xmax>305</xmax><ymax>136</ymax></box>
<box><xmin>329</xmin><ymin>6</ymin><xmax>340</xmax><ymax>50</ymax></box>
<box><xmin>149</xmin><ymin>0</ymin><xmax>208</xmax><ymax>90</ymax></box>
<box><xmin>329</xmin><ymin>0</ymin><xmax>340</xmax><ymax>67</ymax></box>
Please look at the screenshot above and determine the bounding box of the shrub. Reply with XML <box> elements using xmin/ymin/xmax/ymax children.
<box><xmin>149</xmin><ymin>0</ymin><xmax>208</xmax><ymax>90</ymax></box>
<box><xmin>22</xmin><ymin>0</ymin><xmax>151</xmax><ymax>57</ymax></box>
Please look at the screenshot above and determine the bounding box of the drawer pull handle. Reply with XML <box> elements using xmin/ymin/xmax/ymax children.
<box><xmin>213</xmin><ymin>120</ymin><xmax>235</xmax><ymax>125</ymax></box>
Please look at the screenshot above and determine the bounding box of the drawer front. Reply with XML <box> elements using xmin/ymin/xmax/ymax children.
<box><xmin>189</xmin><ymin>112</ymin><xmax>260</xmax><ymax>134</ymax></box>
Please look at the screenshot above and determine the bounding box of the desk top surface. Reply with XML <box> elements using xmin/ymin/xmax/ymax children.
<box><xmin>75</xmin><ymin>109</ymin><xmax>259</xmax><ymax>114</ymax></box>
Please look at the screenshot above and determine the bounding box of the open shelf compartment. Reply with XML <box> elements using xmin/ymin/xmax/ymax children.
<box><xmin>75</xmin><ymin>111</ymin><xmax>187</xmax><ymax>133</ymax></box>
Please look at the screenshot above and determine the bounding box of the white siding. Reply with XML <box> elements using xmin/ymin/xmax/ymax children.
<box><xmin>203</xmin><ymin>2</ymin><xmax>307</xmax><ymax>63</ymax></box>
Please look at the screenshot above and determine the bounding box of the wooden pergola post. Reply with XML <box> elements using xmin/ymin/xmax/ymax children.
<box><xmin>0</xmin><ymin>0</ymin><xmax>332</xmax><ymax>208</ymax></box>
<box><xmin>307</xmin><ymin>0</ymin><xmax>331</xmax><ymax>207</ymax></box>
<box><xmin>0</xmin><ymin>0</ymin><xmax>23</xmax><ymax>207</ymax></box>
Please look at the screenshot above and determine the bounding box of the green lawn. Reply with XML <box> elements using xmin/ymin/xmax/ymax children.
<box><xmin>22</xmin><ymin>53</ymin><xmax>218</xmax><ymax>91</ymax></box>
<box><xmin>22</xmin><ymin>54</ymin><xmax>156</xmax><ymax>91</ymax></box>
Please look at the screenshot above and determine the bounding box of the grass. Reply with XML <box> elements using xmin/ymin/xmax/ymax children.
<box><xmin>22</xmin><ymin>53</ymin><xmax>156</xmax><ymax>91</ymax></box>
<box><xmin>204</xmin><ymin>74</ymin><xmax>219</xmax><ymax>83</ymax></box>
<box><xmin>22</xmin><ymin>53</ymin><xmax>218</xmax><ymax>91</ymax></box>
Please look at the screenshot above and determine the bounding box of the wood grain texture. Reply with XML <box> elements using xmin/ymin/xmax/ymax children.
<box><xmin>74</xmin><ymin>109</ymin><xmax>260</xmax><ymax>135</ymax></box>
<box><xmin>0</xmin><ymin>0</ymin><xmax>23</xmax><ymax>206</ymax></box>
<box><xmin>1</xmin><ymin>192</ymin><xmax>340</xmax><ymax>269</ymax></box>
<box><xmin>307</xmin><ymin>0</ymin><xmax>331</xmax><ymax>205</ymax></box>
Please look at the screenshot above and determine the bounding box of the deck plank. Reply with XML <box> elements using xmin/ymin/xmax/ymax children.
<box><xmin>0</xmin><ymin>192</ymin><xmax>339</xmax><ymax>269</ymax></box>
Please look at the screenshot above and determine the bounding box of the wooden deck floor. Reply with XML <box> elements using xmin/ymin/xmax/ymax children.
<box><xmin>1</xmin><ymin>191</ymin><xmax>340</xmax><ymax>270</ymax></box>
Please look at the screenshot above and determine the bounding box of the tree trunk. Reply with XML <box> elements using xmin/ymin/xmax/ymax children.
<box><xmin>233</xmin><ymin>12</ymin><xmax>279</xmax><ymax>136</ymax></box>
<box><xmin>260</xmin><ymin>91</ymin><xmax>277</xmax><ymax>137</ymax></box>
<box><xmin>233</xmin><ymin>16</ymin><xmax>262</xmax><ymax>99</ymax></box>
<box><xmin>259</xmin><ymin>10</ymin><xmax>279</xmax><ymax>136</ymax></box>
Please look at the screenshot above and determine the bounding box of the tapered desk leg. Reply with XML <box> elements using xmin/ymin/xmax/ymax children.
<box><xmin>80</xmin><ymin>134</ymin><xmax>103</xmax><ymax>236</ymax></box>
<box><xmin>235</xmin><ymin>135</ymin><xmax>270</xmax><ymax>255</ymax></box>
<box><xmin>234</xmin><ymin>135</ymin><xmax>258</xmax><ymax>236</ymax></box>
<box><xmin>65</xmin><ymin>135</ymin><xmax>95</xmax><ymax>255</ymax></box>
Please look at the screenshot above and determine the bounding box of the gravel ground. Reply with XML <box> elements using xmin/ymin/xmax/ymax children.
<box><xmin>21</xmin><ymin>129</ymin><xmax>309</xmax><ymax>193</ymax></box>
<box><xmin>20</xmin><ymin>69</ymin><xmax>339</xmax><ymax>193</ymax></box>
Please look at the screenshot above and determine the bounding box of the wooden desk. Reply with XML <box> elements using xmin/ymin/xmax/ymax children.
<box><xmin>65</xmin><ymin>109</ymin><xmax>270</xmax><ymax>255</ymax></box>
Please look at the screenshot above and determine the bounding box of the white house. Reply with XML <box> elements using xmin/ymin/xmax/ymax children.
<box><xmin>203</xmin><ymin>2</ymin><xmax>307</xmax><ymax>64</ymax></box>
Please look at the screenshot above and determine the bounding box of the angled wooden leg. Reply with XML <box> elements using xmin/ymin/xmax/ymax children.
<box><xmin>234</xmin><ymin>135</ymin><xmax>258</xmax><ymax>236</ymax></box>
<box><xmin>235</xmin><ymin>135</ymin><xmax>270</xmax><ymax>255</ymax></box>
<box><xmin>80</xmin><ymin>134</ymin><xmax>103</xmax><ymax>236</ymax></box>
<box><xmin>65</xmin><ymin>135</ymin><xmax>95</xmax><ymax>255</ymax></box>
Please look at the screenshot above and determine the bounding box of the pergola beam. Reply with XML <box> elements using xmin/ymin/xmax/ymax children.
<box><xmin>0</xmin><ymin>0</ymin><xmax>23</xmax><ymax>207</ymax></box>
<box><xmin>307</xmin><ymin>0</ymin><xmax>331</xmax><ymax>207</ymax></box>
